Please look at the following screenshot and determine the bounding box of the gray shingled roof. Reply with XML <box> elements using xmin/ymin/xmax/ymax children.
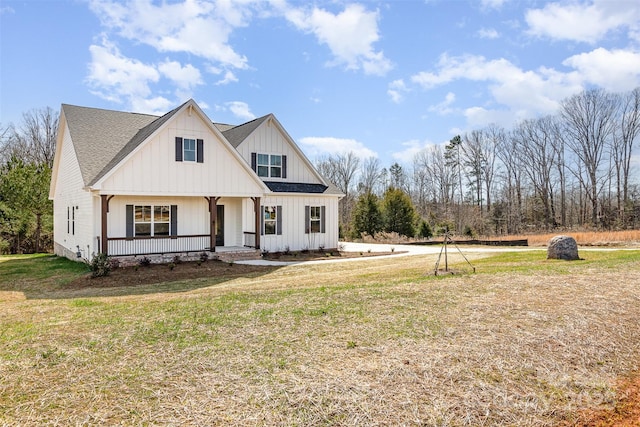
<box><xmin>62</xmin><ymin>104</ymin><xmax>160</xmax><ymax>186</ymax></box>
<box><xmin>63</xmin><ymin>102</ymin><xmax>342</xmax><ymax>197</ymax></box>
<box><xmin>222</xmin><ymin>114</ymin><xmax>271</xmax><ymax>148</ymax></box>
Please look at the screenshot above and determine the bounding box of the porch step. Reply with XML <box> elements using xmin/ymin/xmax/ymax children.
<box><xmin>212</xmin><ymin>248</ymin><xmax>262</xmax><ymax>263</ymax></box>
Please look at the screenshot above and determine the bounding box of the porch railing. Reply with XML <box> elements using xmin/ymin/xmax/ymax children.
<box><xmin>107</xmin><ymin>235</ymin><xmax>210</xmax><ymax>257</ymax></box>
<box><xmin>243</xmin><ymin>231</ymin><xmax>256</xmax><ymax>248</ymax></box>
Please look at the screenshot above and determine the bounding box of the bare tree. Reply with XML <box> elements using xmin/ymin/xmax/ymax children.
<box><xmin>461</xmin><ymin>130</ymin><xmax>485</xmax><ymax>210</ymax></box>
<box><xmin>561</xmin><ymin>89</ymin><xmax>618</xmax><ymax>226</ymax></box>
<box><xmin>358</xmin><ymin>157</ymin><xmax>384</xmax><ymax>196</ymax></box>
<box><xmin>2</xmin><ymin>107</ymin><xmax>58</xmax><ymax>167</ymax></box>
<box><xmin>612</xmin><ymin>87</ymin><xmax>640</xmax><ymax>225</ymax></box>
<box><xmin>513</xmin><ymin>116</ymin><xmax>562</xmax><ymax>228</ymax></box>
<box><xmin>316</xmin><ymin>152</ymin><xmax>360</xmax><ymax>229</ymax></box>
<box><xmin>495</xmin><ymin>130</ymin><xmax>524</xmax><ymax>233</ymax></box>
<box><xmin>481</xmin><ymin>124</ymin><xmax>502</xmax><ymax>213</ymax></box>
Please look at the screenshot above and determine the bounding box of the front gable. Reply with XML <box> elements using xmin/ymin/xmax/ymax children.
<box><xmin>94</xmin><ymin>101</ymin><xmax>267</xmax><ymax>197</ymax></box>
<box><xmin>231</xmin><ymin>115</ymin><xmax>328</xmax><ymax>187</ymax></box>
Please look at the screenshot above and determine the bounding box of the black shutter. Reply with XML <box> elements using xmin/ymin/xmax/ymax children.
<box><xmin>305</xmin><ymin>205</ymin><xmax>310</xmax><ymax>234</ymax></box>
<box><xmin>282</xmin><ymin>155</ymin><xmax>287</xmax><ymax>179</ymax></box>
<box><xmin>170</xmin><ymin>205</ymin><xmax>178</xmax><ymax>236</ymax></box>
<box><xmin>320</xmin><ymin>206</ymin><xmax>326</xmax><ymax>233</ymax></box>
<box><xmin>126</xmin><ymin>205</ymin><xmax>134</xmax><ymax>238</ymax></box>
<box><xmin>260</xmin><ymin>205</ymin><xmax>264</xmax><ymax>235</ymax></box>
<box><xmin>251</xmin><ymin>152</ymin><xmax>257</xmax><ymax>172</ymax></box>
<box><xmin>196</xmin><ymin>139</ymin><xmax>204</xmax><ymax>163</ymax></box>
<box><xmin>175</xmin><ymin>137</ymin><xmax>183</xmax><ymax>162</ymax></box>
<box><xmin>276</xmin><ymin>205</ymin><xmax>282</xmax><ymax>235</ymax></box>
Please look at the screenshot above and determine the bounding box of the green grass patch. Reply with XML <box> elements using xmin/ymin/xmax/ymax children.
<box><xmin>2</xmin><ymin>249</ymin><xmax>640</xmax><ymax>425</ymax></box>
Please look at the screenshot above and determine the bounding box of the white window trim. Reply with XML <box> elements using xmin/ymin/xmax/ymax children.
<box><xmin>134</xmin><ymin>205</ymin><xmax>171</xmax><ymax>237</ymax></box>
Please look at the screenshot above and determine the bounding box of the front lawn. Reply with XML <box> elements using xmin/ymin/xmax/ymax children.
<box><xmin>1</xmin><ymin>251</ymin><xmax>639</xmax><ymax>425</ymax></box>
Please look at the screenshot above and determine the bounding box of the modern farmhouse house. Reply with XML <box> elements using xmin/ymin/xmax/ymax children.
<box><xmin>49</xmin><ymin>99</ymin><xmax>342</xmax><ymax>261</ymax></box>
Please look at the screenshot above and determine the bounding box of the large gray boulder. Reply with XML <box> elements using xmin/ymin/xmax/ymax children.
<box><xmin>547</xmin><ymin>235</ymin><xmax>580</xmax><ymax>260</ymax></box>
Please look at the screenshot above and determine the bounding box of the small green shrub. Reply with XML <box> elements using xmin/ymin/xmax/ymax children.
<box><xmin>90</xmin><ymin>252</ymin><xmax>112</xmax><ymax>278</ymax></box>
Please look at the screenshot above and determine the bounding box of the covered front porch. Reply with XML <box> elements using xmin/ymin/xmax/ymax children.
<box><xmin>99</xmin><ymin>194</ymin><xmax>262</xmax><ymax>257</ymax></box>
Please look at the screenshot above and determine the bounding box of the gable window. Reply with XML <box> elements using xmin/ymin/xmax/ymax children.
<box><xmin>261</xmin><ymin>205</ymin><xmax>282</xmax><ymax>235</ymax></box>
<box><xmin>175</xmin><ymin>137</ymin><xmax>204</xmax><ymax>163</ymax></box>
<box><xmin>252</xmin><ymin>153</ymin><xmax>287</xmax><ymax>178</ymax></box>
<box><xmin>134</xmin><ymin>205</ymin><xmax>170</xmax><ymax>236</ymax></box>
<box><xmin>183</xmin><ymin>138</ymin><xmax>196</xmax><ymax>162</ymax></box>
<box><xmin>305</xmin><ymin>205</ymin><xmax>325</xmax><ymax>234</ymax></box>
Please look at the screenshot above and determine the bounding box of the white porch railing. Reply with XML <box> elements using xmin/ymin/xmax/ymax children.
<box><xmin>243</xmin><ymin>231</ymin><xmax>257</xmax><ymax>248</ymax></box>
<box><xmin>107</xmin><ymin>235</ymin><xmax>210</xmax><ymax>256</ymax></box>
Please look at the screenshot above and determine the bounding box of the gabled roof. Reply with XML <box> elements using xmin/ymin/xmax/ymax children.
<box><xmin>222</xmin><ymin>114</ymin><xmax>271</xmax><ymax>148</ymax></box>
<box><xmin>89</xmin><ymin>101</ymin><xmax>188</xmax><ymax>186</ymax></box>
<box><xmin>61</xmin><ymin>103</ymin><xmax>160</xmax><ymax>186</ymax></box>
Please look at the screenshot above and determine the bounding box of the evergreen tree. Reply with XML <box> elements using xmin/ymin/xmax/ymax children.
<box><xmin>418</xmin><ymin>220</ymin><xmax>433</xmax><ymax>239</ymax></box>
<box><xmin>0</xmin><ymin>157</ymin><xmax>52</xmax><ymax>253</ymax></box>
<box><xmin>351</xmin><ymin>192</ymin><xmax>383</xmax><ymax>238</ymax></box>
<box><xmin>382</xmin><ymin>187</ymin><xmax>417</xmax><ymax>237</ymax></box>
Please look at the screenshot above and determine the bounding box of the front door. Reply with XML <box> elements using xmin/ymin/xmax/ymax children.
<box><xmin>216</xmin><ymin>205</ymin><xmax>224</xmax><ymax>246</ymax></box>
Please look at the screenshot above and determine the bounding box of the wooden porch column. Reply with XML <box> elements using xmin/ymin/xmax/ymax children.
<box><xmin>252</xmin><ymin>197</ymin><xmax>261</xmax><ymax>250</ymax></box>
<box><xmin>206</xmin><ymin>197</ymin><xmax>221</xmax><ymax>252</ymax></box>
<box><xmin>100</xmin><ymin>195</ymin><xmax>112</xmax><ymax>255</ymax></box>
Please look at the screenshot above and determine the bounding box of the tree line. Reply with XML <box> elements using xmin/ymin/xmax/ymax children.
<box><xmin>318</xmin><ymin>88</ymin><xmax>640</xmax><ymax>240</ymax></box>
<box><xmin>0</xmin><ymin>107</ymin><xmax>57</xmax><ymax>254</ymax></box>
<box><xmin>2</xmin><ymin>87</ymin><xmax>639</xmax><ymax>253</ymax></box>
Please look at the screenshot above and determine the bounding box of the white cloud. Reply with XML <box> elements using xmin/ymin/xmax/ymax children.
<box><xmin>215</xmin><ymin>70</ymin><xmax>239</xmax><ymax>85</ymax></box>
<box><xmin>89</xmin><ymin>0</ymin><xmax>250</xmax><ymax>69</ymax></box>
<box><xmin>86</xmin><ymin>37</ymin><xmax>163</xmax><ymax>110</ymax></box>
<box><xmin>525</xmin><ymin>0</ymin><xmax>640</xmax><ymax>44</ymax></box>
<box><xmin>388</xmin><ymin>79</ymin><xmax>408</xmax><ymax>103</ymax></box>
<box><xmin>563</xmin><ymin>48</ymin><xmax>640</xmax><ymax>92</ymax></box>
<box><xmin>158</xmin><ymin>60</ymin><xmax>202</xmax><ymax>89</ymax></box>
<box><xmin>299</xmin><ymin>136</ymin><xmax>377</xmax><ymax>159</ymax></box>
<box><xmin>410</xmin><ymin>53</ymin><xmax>585</xmax><ymax>127</ymax></box>
<box><xmin>428</xmin><ymin>92</ymin><xmax>456</xmax><ymax>115</ymax></box>
<box><xmin>225</xmin><ymin>101</ymin><xmax>256</xmax><ymax>121</ymax></box>
<box><xmin>282</xmin><ymin>3</ymin><xmax>393</xmax><ymax>76</ymax></box>
<box><xmin>392</xmin><ymin>139</ymin><xmax>434</xmax><ymax>164</ymax></box>
<box><xmin>480</xmin><ymin>0</ymin><xmax>507</xmax><ymax>10</ymax></box>
<box><xmin>477</xmin><ymin>28</ymin><xmax>499</xmax><ymax>39</ymax></box>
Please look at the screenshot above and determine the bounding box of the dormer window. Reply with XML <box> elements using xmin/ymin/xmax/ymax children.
<box><xmin>252</xmin><ymin>153</ymin><xmax>287</xmax><ymax>178</ymax></box>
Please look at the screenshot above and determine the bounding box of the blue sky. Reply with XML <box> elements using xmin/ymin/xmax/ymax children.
<box><xmin>2</xmin><ymin>0</ymin><xmax>640</xmax><ymax>167</ymax></box>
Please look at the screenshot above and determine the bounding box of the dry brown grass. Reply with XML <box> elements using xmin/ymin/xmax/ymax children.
<box><xmin>1</xmin><ymin>251</ymin><xmax>640</xmax><ymax>426</ymax></box>
<box><xmin>505</xmin><ymin>230</ymin><xmax>640</xmax><ymax>247</ymax></box>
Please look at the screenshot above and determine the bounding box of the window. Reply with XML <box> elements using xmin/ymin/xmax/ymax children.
<box><xmin>134</xmin><ymin>205</ymin><xmax>170</xmax><ymax>236</ymax></box>
<box><xmin>255</xmin><ymin>153</ymin><xmax>284</xmax><ymax>178</ymax></box>
<box><xmin>305</xmin><ymin>205</ymin><xmax>325</xmax><ymax>234</ymax></box>
<box><xmin>175</xmin><ymin>137</ymin><xmax>203</xmax><ymax>163</ymax></box>
<box><xmin>263</xmin><ymin>206</ymin><xmax>277</xmax><ymax>235</ymax></box>
<box><xmin>67</xmin><ymin>206</ymin><xmax>76</xmax><ymax>235</ymax></box>
<box><xmin>183</xmin><ymin>138</ymin><xmax>196</xmax><ymax>162</ymax></box>
<box><xmin>261</xmin><ymin>205</ymin><xmax>282</xmax><ymax>235</ymax></box>
<box><xmin>310</xmin><ymin>206</ymin><xmax>321</xmax><ymax>233</ymax></box>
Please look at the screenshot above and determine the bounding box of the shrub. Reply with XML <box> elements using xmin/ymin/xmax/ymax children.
<box><xmin>90</xmin><ymin>252</ymin><xmax>112</xmax><ymax>278</ymax></box>
<box><xmin>139</xmin><ymin>256</ymin><xmax>151</xmax><ymax>267</ymax></box>
<box><xmin>199</xmin><ymin>251</ymin><xmax>209</xmax><ymax>263</ymax></box>
<box><xmin>172</xmin><ymin>255</ymin><xmax>182</xmax><ymax>264</ymax></box>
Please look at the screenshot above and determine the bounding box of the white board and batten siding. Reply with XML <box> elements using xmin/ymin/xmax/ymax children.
<box><xmin>51</xmin><ymin>121</ymin><xmax>97</xmax><ymax>259</ymax></box>
<box><xmin>245</xmin><ymin>195</ymin><xmax>339</xmax><ymax>252</ymax></box>
<box><xmin>98</xmin><ymin>109</ymin><xmax>264</xmax><ymax>197</ymax></box>
<box><xmin>235</xmin><ymin>120</ymin><xmax>321</xmax><ymax>184</ymax></box>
